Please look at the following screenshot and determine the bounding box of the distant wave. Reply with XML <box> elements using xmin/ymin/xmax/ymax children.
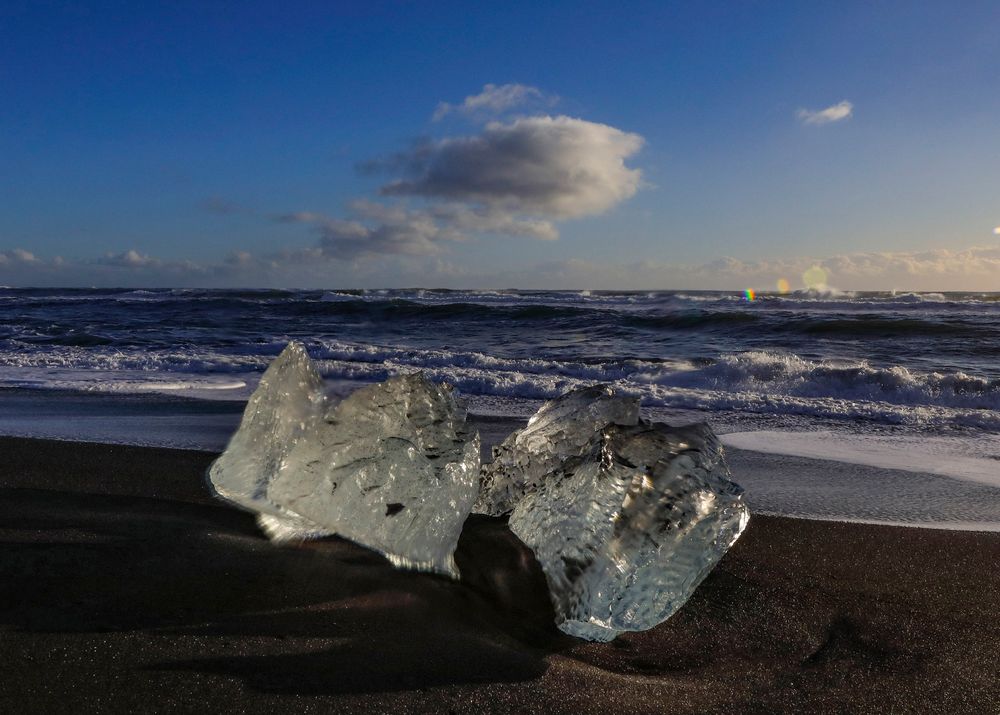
<box><xmin>7</xmin><ymin>295</ymin><xmax>996</xmax><ymax>345</ymax></box>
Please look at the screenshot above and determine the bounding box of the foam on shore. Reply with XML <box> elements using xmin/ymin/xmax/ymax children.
<box><xmin>721</xmin><ymin>430</ymin><xmax>1000</xmax><ymax>488</ymax></box>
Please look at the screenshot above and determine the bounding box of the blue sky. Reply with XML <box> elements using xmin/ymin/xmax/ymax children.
<box><xmin>2</xmin><ymin>1</ymin><xmax>999</xmax><ymax>289</ymax></box>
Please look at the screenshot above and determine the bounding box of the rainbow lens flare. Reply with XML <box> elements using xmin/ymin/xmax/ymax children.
<box><xmin>744</xmin><ymin>288</ymin><xmax>756</xmax><ymax>301</ymax></box>
<box><xmin>776</xmin><ymin>278</ymin><xmax>790</xmax><ymax>293</ymax></box>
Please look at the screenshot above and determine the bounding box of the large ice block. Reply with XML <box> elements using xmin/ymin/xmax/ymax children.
<box><xmin>207</xmin><ymin>341</ymin><xmax>330</xmax><ymax>538</ymax></box>
<box><xmin>475</xmin><ymin>384</ymin><xmax>639</xmax><ymax>516</ymax></box>
<box><xmin>267</xmin><ymin>374</ymin><xmax>480</xmax><ymax>578</ymax></box>
<box><xmin>487</xmin><ymin>389</ymin><xmax>748</xmax><ymax>641</ymax></box>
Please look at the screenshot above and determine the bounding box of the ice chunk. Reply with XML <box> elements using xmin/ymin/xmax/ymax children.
<box><xmin>504</xmin><ymin>419</ymin><xmax>749</xmax><ymax>641</ymax></box>
<box><xmin>475</xmin><ymin>384</ymin><xmax>640</xmax><ymax>516</ymax></box>
<box><xmin>267</xmin><ymin>374</ymin><xmax>480</xmax><ymax>578</ymax></box>
<box><xmin>207</xmin><ymin>342</ymin><xmax>330</xmax><ymax>538</ymax></box>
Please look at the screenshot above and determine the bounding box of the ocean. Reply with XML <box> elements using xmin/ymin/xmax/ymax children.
<box><xmin>2</xmin><ymin>286</ymin><xmax>999</xmax><ymax>528</ymax></box>
<box><xmin>4</xmin><ymin>287</ymin><xmax>998</xmax><ymax>422</ymax></box>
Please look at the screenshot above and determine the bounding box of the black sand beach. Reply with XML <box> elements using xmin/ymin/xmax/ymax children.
<box><xmin>1</xmin><ymin>435</ymin><xmax>998</xmax><ymax>714</ymax></box>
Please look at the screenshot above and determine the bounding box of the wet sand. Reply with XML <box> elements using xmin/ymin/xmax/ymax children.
<box><xmin>0</xmin><ymin>436</ymin><xmax>997</xmax><ymax>713</ymax></box>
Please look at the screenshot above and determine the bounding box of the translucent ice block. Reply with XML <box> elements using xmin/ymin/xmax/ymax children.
<box><xmin>487</xmin><ymin>392</ymin><xmax>748</xmax><ymax>641</ymax></box>
<box><xmin>268</xmin><ymin>373</ymin><xmax>480</xmax><ymax>578</ymax></box>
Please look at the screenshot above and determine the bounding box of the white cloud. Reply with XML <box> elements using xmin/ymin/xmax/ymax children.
<box><xmin>432</xmin><ymin>83</ymin><xmax>554</xmax><ymax>121</ymax></box>
<box><xmin>275</xmin><ymin>111</ymin><xmax>643</xmax><ymax>259</ymax></box>
<box><xmin>280</xmin><ymin>204</ymin><xmax>456</xmax><ymax>260</ymax></box>
<box><xmin>381</xmin><ymin>115</ymin><xmax>644</xmax><ymax>219</ymax></box>
<box><xmin>0</xmin><ymin>248</ymin><xmax>40</xmax><ymax>265</ymax></box>
<box><xmin>275</xmin><ymin>200</ymin><xmax>561</xmax><ymax>260</ymax></box>
<box><xmin>797</xmin><ymin>100</ymin><xmax>853</xmax><ymax>125</ymax></box>
<box><xmin>98</xmin><ymin>249</ymin><xmax>159</xmax><ymax>268</ymax></box>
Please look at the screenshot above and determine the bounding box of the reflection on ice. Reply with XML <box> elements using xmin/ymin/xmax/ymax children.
<box><xmin>209</xmin><ymin>346</ymin><xmax>747</xmax><ymax>638</ymax></box>
<box><xmin>480</xmin><ymin>386</ymin><xmax>749</xmax><ymax>640</ymax></box>
<box><xmin>209</xmin><ymin>342</ymin><xmax>480</xmax><ymax>578</ymax></box>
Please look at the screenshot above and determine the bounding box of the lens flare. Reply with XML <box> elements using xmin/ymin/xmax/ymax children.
<box><xmin>993</xmin><ymin>226</ymin><xmax>1000</xmax><ymax>235</ymax></box>
<box><xmin>744</xmin><ymin>288</ymin><xmax>756</xmax><ymax>301</ymax></box>
<box><xmin>776</xmin><ymin>278</ymin><xmax>790</xmax><ymax>293</ymax></box>
<box><xmin>802</xmin><ymin>265</ymin><xmax>828</xmax><ymax>289</ymax></box>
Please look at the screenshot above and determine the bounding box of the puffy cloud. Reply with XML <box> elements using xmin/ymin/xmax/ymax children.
<box><xmin>278</xmin><ymin>109</ymin><xmax>643</xmax><ymax>260</ymax></box>
<box><xmin>98</xmin><ymin>249</ymin><xmax>160</xmax><ymax>268</ymax></box>
<box><xmin>275</xmin><ymin>197</ymin><xmax>565</xmax><ymax>260</ymax></box>
<box><xmin>278</xmin><ymin>203</ymin><xmax>457</xmax><ymax>259</ymax></box>
<box><xmin>381</xmin><ymin>115</ymin><xmax>644</xmax><ymax>219</ymax></box>
<box><xmin>255</xmin><ymin>86</ymin><xmax>645</xmax><ymax>261</ymax></box>
<box><xmin>432</xmin><ymin>83</ymin><xmax>554</xmax><ymax>121</ymax></box>
<box><xmin>797</xmin><ymin>100</ymin><xmax>853</xmax><ymax>125</ymax></box>
<box><xmin>0</xmin><ymin>248</ymin><xmax>40</xmax><ymax>265</ymax></box>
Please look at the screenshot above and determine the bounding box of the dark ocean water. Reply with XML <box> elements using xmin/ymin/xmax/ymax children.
<box><xmin>1</xmin><ymin>287</ymin><xmax>999</xmax><ymax>431</ymax></box>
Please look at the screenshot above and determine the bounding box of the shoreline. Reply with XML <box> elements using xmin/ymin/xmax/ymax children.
<box><xmin>0</xmin><ymin>436</ymin><xmax>996</xmax><ymax>712</ymax></box>
<box><xmin>1</xmin><ymin>427</ymin><xmax>997</xmax><ymax>533</ymax></box>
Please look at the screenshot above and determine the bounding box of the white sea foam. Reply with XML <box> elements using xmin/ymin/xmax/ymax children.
<box><xmin>0</xmin><ymin>343</ymin><xmax>997</xmax><ymax>426</ymax></box>
<box><xmin>748</xmin><ymin>513</ymin><xmax>1000</xmax><ymax>533</ymax></box>
<box><xmin>889</xmin><ymin>291</ymin><xmax>948</xmax><ymax>303</ymax></box>
<box><xmin>721</xmin><ymin>430</ymin><xmax>1000</xmax><ymax>488</ymax></box>
<box><xmin>0</xmin><ymin>366</ymin><xmax>250</xmax><ymax>400</ymax></box>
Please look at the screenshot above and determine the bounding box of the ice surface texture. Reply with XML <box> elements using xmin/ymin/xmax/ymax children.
<box><xmin>208</xmin><ymin>343</ymin><xmax>480</xmax><ymax>578</ymax></box>
<box><xmin>268</xmin><ymin>373</ymin><xmax>480</xmax><ymax>578</ymax></box>
<box><xmin>211</xmin><ymin>347</ymin><xmax>745</xmax><ymax>630</ymax></box>
<box><xmin>207</xmin><ymin>342</ymin><xmax>331</xmax><ymax>538</ymax></box>
<box><xmin>475</xmin><ymin>384</ymin><xmax>640</xmax><ymax>516</ymax></box>
<box><xmin>481</xmin><ymin>386</ymin><xmax>749</xmax><ymax>641</ymax></box>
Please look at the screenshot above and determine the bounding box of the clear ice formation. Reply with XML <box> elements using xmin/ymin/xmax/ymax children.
<box><xmin>480</xmin><ymin>386</ymin><xmax>749</xmax><ymax>641</ymax></box>
<box><xmin>207</xmin><ymin>342</ymin><xmax>332</xmax><ymax>539</ymax></box>
<box><xmin>208</xmin><ymin>342</ymin><xmax>480</xmax><ymax>579</ymax></box>
<box><xmin>474</xmin><ymin>384</ymin><xmax>640</xmax><ymax>516</ymax></box>
<box><xmin>211</xmin><ymin>347</ymin><xmax>746</xmax><ymax>634</ymax></box>
<box><xmin>267</xmin><ymin>373</ymin><xmax>480</xmax><ymax>578</ymax></box>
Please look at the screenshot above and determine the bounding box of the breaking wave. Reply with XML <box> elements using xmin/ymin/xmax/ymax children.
<box><xmin>2</xmin><ymin>342</ymin><xmax>997</xmax><ymax>429</ymax></box>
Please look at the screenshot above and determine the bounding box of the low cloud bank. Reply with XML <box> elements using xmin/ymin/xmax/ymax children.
<box><xmin>4</xmin><ymin>244</ymin><xmax>998</xmax><ymax>292</ymax></box>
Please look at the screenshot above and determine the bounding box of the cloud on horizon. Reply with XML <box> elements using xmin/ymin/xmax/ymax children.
<box><xmin>4</xmin><ymin>244</ymin><xmax>999</xmax><ymax>292</ymax></box>
<box><xmin>0</xmin><ymin>248</ymin><xmax>42</xmax><ymax>266</ymax></box>
<box><xmin>97</xmin><ymin>250</ymin><xmax>161</xmax><ymax>268</ymax></box>
<box><xmin>797</xmin><ymin>100</ymin><xmax>853</xmax><ymax>125</ymax></box>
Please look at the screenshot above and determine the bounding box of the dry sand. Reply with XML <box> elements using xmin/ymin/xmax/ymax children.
<box><xmin>0</xmin><ymin>436</ymin><xmax>997</xmax><ymax>713</ymax></box>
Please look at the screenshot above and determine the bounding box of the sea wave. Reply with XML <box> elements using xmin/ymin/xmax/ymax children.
<box><xmin>2</xmin><ymin>342</ymin><xmax>997</xmax><ymax>428</ymax></box>
<box><xmin>1</xmin><ymin>287</ymin><xmax>997</xmax><ymax>429</ymax></box>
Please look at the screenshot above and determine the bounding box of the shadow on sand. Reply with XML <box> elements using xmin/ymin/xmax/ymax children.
<box><xmin>0</xmin><ymin>480</ymin><xmax>569</xmax><ymax>694</ymax></box>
